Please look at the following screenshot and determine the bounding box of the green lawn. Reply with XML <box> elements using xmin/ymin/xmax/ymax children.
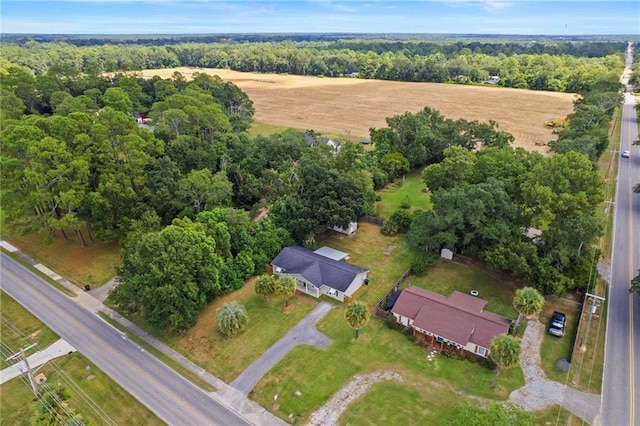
<box><xmin>1</xmin><ymin>291</ymin><xmax>60</xmax><ymax>369</ymax></box>
<box><xmin>248</xmin><ymin>121</ymin><xmax>299</xmax><ymax>138</ymax></box>
<box><xmin>340</xmin><ymin>381</ymin><xmax>460</xmax><ymax>426</ymax></box>
<box><xmin>0</xmin><ymin>292</ymin><xmax>162</xmax><ymax>425</ymax></box>
<box><xmin>375</xmin><ymin>170</ymin><xmax>432</xmax><ymax>219</ymax></box>
<box><xmin>253</xmin><ymin>307</ymin><xmax>525</xmax><ymax>423</ymax></box>
<box><xmin>539</xmin><ymin>299</ymin><xmax>579</xmax><ymax>384</ymax></box>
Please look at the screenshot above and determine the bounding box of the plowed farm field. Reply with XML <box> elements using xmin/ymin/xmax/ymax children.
<box><xmin>139</xmin><ymin>67</ymin><xmax>577</xmax><ymax>154</ymax></box>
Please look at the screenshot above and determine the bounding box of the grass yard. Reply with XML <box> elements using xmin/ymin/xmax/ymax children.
<box><xmin>1</xmin><ymin>224</ymin><xmax>120</xmax><ymax>288</ymax></box>
<box><xmin>139</xmin><ymin>67</ymin><xmax>575</xmax><ymax>155</ymax></box>
<box><xmin>248</xmin><ymin>121</ymin><xmax>299</xmax><ymax>138</ymax></box>
<box><xmin>538</xmin><ymin>298</ymin><xmax>580</xmax><ymax>385</ymax></box>
<box><xmin>314</xmin><ymin>222</ymin><xmax>418</xmax><ymax>305</ymax></box>
<box><xmin>158</xmin><ymin>278</ymin><xmax>316</xmax><ymax>383</ymax></box>
<box><xmin>339</xmin><ymin>381</ymin><xmax>460</xmax><ymax>426</ymax></box>
<box><xmin>253</xmin><ymin>307</ymin><xmax>525</xmax><ymax>423</ymax></box>
<box><xmin>374</xmin><ymin>170</ymin><xmax>432</xmax><ymax>219</ymax></box>
<box><xmin>0</xmin><ymin>292</ymin><xmax>162</xmax><ymax>426</ymax></box>
<box><xmin>535</xmin><ymin>405</ymin><xmax>572</xmax><ymax>425</ymax></box>
<box><xmin>408</xmin><ymin>260</ymin><xmax>520</xmax><ymax>318</ymax></box>
<box><xmin>1</xmin><ymin>291</ymin><xmax>60</xmax><ymax>369</ymax></box>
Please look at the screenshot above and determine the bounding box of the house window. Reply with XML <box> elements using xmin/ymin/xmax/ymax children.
<box><xmin>476</xmin><ymin>346</ymin><xmax>487</xmax><ymax>357</ymax></box>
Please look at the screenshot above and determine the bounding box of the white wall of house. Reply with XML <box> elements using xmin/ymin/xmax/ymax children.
<box><xmin>344</xmin><ymin>272</ymin><xmax>368</xmax><ymax>297</ymax></box>
<box><xmin>274</xmin><ymin>272</ymin><xmax>319</xmax><ymax>298</ymax></box>
<box><xmin>392</xmin><ymin>312</ymin><xmax>412</xmax><ymax>327</ymax></box>
<box><xmin>320</xmin><ymin>285</ymin><xmax>343</xmax><ymax>302</ymax></box>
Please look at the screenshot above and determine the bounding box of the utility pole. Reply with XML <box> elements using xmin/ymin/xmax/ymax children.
<box><xmin>573</xmin><ymin>292</ymin><xmax>606</xmax><ymax>386</ymax></box>
<box><xmin>5</xmin><ymin>343</ymin><xmax>38</xmax><ymax>395</ymax></box>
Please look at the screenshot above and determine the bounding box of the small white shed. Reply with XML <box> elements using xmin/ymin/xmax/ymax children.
<box><xmin>440</xmin><ymin>248</ymin><xmax>454</xmax><ymax>260</ymax></box>
<box><xmin>332</xmin><ymin>222</ymin><xmax>358</xmax><ymax>236</ymax></box>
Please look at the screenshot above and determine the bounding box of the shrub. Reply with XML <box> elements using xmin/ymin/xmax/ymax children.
<box><xmin>400</xmin><ymin>195</ymin><xmax>411</xmax><ymax>209</ymax></box>
<box><xmin>411</xmin><ymin>253</ymin><xmax>438</xmax><ymax>276</ymax></box>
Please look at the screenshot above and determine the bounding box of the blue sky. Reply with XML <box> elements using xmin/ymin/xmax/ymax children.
<box><xmin>1</xmin><ymin>1</ymin><xmax>638</xmax><ymax>35</ymax></box>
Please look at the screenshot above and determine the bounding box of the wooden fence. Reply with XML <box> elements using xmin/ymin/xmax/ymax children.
<box><xmin>375</xmin><ymin>268</ymin><xmax>411</xmax><ymax>319</ymax></box>
<box><xmin>361</xmin><ymin>215</ymin><xmax>385</xmax><ymax>226</ymax></box>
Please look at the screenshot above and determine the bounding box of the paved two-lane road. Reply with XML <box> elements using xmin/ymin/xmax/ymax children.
<box><xmin>1</xmin><ymin>253</ymin><xmax>250</xmax><ymax>426</ymax></box>
<box><xmin>601</xmin><ymin>43</ymin><xmax>640</xmax><ymax>426</ymax></box>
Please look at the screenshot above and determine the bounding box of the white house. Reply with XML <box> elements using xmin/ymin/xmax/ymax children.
<box><xmin>271</xmin><ymin>246</ymin><xmax>368</xmax><ymax>302</ymax></box>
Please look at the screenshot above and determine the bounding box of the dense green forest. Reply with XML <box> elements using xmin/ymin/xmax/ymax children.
<box><xmin>0</xmin><ymin>39</ymin><xmax>627</xmax><ymax>328</ymax></box>
<box><xmin>0</xmin><ymin>37</ymin><xmax>626</xmax><ymax>91</ymax></box>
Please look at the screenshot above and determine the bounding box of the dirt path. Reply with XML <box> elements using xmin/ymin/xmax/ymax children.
<box><xmin>307</xmin><ymin>371</ymin><xmax>403</xmax><ymax>426</ymax></box>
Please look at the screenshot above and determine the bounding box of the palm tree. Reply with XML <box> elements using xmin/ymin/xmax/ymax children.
<box><xmin>344</xmin><ymin>301</ymin><xmax>371</xmax><ymax>339</ymax></box>
<box><xmin>276</xmin><ymin>275</ymin><xmax>296</xmax><ymax>307</ymax></box>
<box><xmin>216</xmin><ymin>302</ymin><xmax>249</xmax><ymax>337</ymax></box>
<box><xmin>490</xmin><ymin>334</ymin><xmax>521</xmax><ymax>388</ymax></box>
<box><xmin>255</xmin><ymin>274</ymin><xmax>276</xmax><ymax>302</ymax></box>
<box><xmin>513</xmin><ymin>287</ymin><xmax>545</xmax><ymax>333</ymax></box>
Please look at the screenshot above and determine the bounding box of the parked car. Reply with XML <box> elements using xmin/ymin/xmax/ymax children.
<box><xmin>622</xmin><ymin>150</ymin><xmax>630</xmax><ymax>158</ymax></box>
<box><xmin>548</xmin><ymin>311</ymin><xmax>566</xmax><ymax>337</ymax></box>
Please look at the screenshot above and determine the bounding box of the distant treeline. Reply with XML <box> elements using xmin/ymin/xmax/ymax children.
<box><xmin>2</xmin><ymin>32</ymin><xmax>633</xmax><ymax>47</ymax></box>
<box><xmin>1</xmin><ymin>38</ymin><xmax>626</xmax><ymax>92</ymax></box>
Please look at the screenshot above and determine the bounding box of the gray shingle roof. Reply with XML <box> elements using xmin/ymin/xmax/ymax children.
<box><xmin>271</xmin><ymin>246</ymin><xmax>367</xmax><ymax>292</ymax></box>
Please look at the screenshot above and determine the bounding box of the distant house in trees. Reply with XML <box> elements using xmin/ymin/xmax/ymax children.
<box><xmin>391</xmin><ymin>286</ymin><xmax>512</xmax><ymax>359</ymax></box>
<box><xmin>301</xmin><ymin>132</ymin><xmax>341</xmax><ymax>153</ymax></box>
<box><xmin>133</xmin><ymin>112</ymin><xmax>147</xmax><ymax>123</ymax></box>
<box><xmin>483</xmin><ymin>76</ymin><xmax>501</xmax><ymax>85</ymax></box>
<box><xmin>271</xmin><ymin>246</ymin><xmax>368</xmax><ymax>302</ymax></box>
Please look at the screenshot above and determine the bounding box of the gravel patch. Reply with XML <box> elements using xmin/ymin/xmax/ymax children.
<box><xmin>509</xmin><ymin>319</ymin><xmax>601</xmax><ymax>425</ymax></box>
<box><xmin>307</xmin><ymin>371</ymin><xmax>403</xmax><ymax>426</ymax></box>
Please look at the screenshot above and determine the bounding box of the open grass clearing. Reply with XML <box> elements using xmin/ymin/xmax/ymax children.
<box><xmin>253</xmin><ymin>307</ymin><xmax>524</xmax><ymax>423</ymax></box>
<box><xmin>339</xmin><ymin>380</ymin><xmax>459</xmax><ymax>426</ymax></box>
<box><xmin>139</xmin><ymin>67</ymin><xmax>576</xmax><ymax>156</ymax></box>
<box><xmin>0</xmin><ymin>292</ymin><xmax>162</xmax><ymax>426</ymax></box>
<box><xmin>374</xmin><ymin>170</ymin><xmax>432</xmax><ymax>219</ymax></box>
<box><xmin>1</xmin><ymin>223</ymin><xmax>120</xmax><ymax>288</ymax></box>
<box><xmin>341</xmin><ymin>382</ymin><xmax>572</xmax><ymax>426</ymax></box>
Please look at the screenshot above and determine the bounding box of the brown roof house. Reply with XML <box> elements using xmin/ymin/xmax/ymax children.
<box><xmin>391</xmin><ymin>286</ymin><xmax>512</xmax><ymax>359</ymax></box>
<box><xmin>271</xmin><ymin>246</ymin><xmax>368</xmax><ymax>302</ymax></box>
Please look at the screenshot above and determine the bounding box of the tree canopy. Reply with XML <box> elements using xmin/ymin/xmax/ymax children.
<box><xmin>111</xmin><ymin>220</ymin><xmax>223</xmax><ymax>330</ymax></box>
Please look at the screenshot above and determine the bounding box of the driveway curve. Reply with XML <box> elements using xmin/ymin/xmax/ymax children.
<box><xmin>509</xmin><ymin>319</ymin><xmax>601</xmax><ymax>424</ymax></box>
<box><xmin>231</xmin><ymin>301</ymin><xmax>333</xmax><ymax>395</ymax></box>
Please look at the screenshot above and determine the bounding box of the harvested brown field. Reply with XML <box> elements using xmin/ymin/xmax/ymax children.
<box><xmin>139</xmin><ymin>67</ymin><xmax>577</xmax><ymax>154</ymax></box>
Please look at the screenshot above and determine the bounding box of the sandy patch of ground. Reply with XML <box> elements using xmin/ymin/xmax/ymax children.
<box><xmin>138</xmin><ymin>67</ymin><xmax>576</xmax><ymax>155</ymax></box>
<box><xmin>307</xmin><ymin>371</ymin><xmax>403</xmax><ymax>426</ymax></box>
